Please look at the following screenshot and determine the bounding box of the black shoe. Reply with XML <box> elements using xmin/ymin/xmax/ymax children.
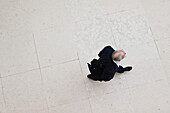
<box><xmin>87</xmin><ymin>74</ymin><xmax>92</xmax><ymax>78</ymax></box>
<box><xmin>87</xmin><ymin>74</ymin><xmax>98</xmax><ymax>81</ymax></box>
<box><xmin>124</xmin><ymin>66</ymin><xmax>132</xmax><ymax>71</ymax></box>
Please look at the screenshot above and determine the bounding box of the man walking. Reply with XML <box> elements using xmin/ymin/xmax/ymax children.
<box><xmin>87</xmin><ymin>45</ymin><xmax>132</xmax><ymax>81</ymax></box>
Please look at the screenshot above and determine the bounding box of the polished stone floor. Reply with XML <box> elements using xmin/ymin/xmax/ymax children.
<box><xmin>0</xmin><ymin>0</ymin><xmax>170</xmax><ymax>113</ymax></box>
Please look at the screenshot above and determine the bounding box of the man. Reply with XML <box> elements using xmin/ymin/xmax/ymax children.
<box><xmin>87</xmin><ymin>45</ymin><xmax>132</xmax><ymax>81</ymax></box>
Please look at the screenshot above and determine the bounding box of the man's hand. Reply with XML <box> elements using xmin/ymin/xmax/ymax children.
<box><xmin>124</xmin><ymin>66</ymin><xmax>132</xmax><ymax>71</ymax></box>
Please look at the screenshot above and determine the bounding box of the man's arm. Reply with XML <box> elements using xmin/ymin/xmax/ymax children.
<box><xmin>117</xmin><ymin>65</ymin><xmax>132</xmax><ymax>73</ymax></box>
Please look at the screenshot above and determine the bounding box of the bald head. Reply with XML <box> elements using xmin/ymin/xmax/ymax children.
<box><xmin>112</xmin><ymin>50</ymin><xmax>126</xmax><ymax>61</ymax></box>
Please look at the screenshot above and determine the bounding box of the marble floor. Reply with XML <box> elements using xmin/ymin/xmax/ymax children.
<box><xmin>0</xmin><ymin>0</ymin><xmax>170</xmax><ymax>113</ymax></box>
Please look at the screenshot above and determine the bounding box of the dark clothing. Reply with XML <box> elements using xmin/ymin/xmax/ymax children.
<box><xmin>87</xmin><ymin>46</ymin><xmax>126</xmax><ymax>81</ymax></box>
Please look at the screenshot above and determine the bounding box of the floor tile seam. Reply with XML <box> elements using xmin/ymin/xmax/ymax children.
<box><xmin>0</xmin><ymin>74</ymin><xmax>7</xmax><ymax>109</ymax></box>
<box><xmin>0</xmin><ymin>59</ymin><xmax>79</xmax><ymax>78</ymax></box>
<box><xmin>77</xmin><ymin>52</ymin><xmax>94</xmax><ymax>113</ymax></box>
<box><xmin>32</xmin><ymin>33</ymin><xmax>50</xmax><ymax>113</ymax></box>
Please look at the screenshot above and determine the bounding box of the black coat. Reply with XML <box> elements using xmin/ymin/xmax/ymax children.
<box><xmin>88</xmin><ymin>46</ymin><xmax>122</xmax><ymax>81</ymax></box>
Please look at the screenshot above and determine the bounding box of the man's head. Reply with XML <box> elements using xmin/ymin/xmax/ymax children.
<box><xmin>112</xmin><ymin>50</ymin><xmax>126</xmax><ymax>61</ymax></box>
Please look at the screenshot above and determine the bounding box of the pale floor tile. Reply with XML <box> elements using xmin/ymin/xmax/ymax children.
<box><xmin>74</xmin><ymin>15</ymin><xmax>117</xmax><ymax>59</ymax></box>
<box><xmin>0</xmin><ymin>78</ymin><xmax>5</xmax><ymax>113</ymax></box>
<box><xmin>16</xmin><ymin>0</ymin><xmax>76</xmax><ymax>31</ymax></box>
<box><xmin>107</xmin><ymin>8</ymin><xmax>158</xmax><ymax>62</ymax></box>
<box><xmin>96</xmin><ymin>0</ymin><xmax>142</xmax><ymax>14</ymax></box>
<box><xmin>0</xmin><ymin>1</ymin><xmax>32</xmax><ymax>35</ymax></box>
<box><xmin>2</xmin><ymin>70</ymin><xmax>47</xmax><ymax>113</ymax></box>
<box><xmin>4</xmin><ymin>109</ymin><xmax>49</xmax><ymax>113</ymax></box>
<box><xmin>76</xmin><ymin>8</ymin><xmax>152</xmax><ymax>63</ymax></box>
<box><xmin>36</xmin><ymin>109</ymin><xmax>49</xmax><ymax>113</ymax></box>
<box><xmin>66</xmin><ymin>0</ymin><xmax>104</xmax><ymax>22</ymax></box>
<box><xmin>49</xmin><ymin>99</ymin><xmax>92</xmax><ymax>113</ymax></box>
<box><xmin>0</xmin><ymin>32</ymin><xmax>39</xmax><ymax>77</ymax></box>
<box><xmin>89</xmin><ymin>89</ymin><xmax>134</xmax><ymax>113</ymax></box>
<box><xmin>124</xmin><ymin>57</ymin><xmax>166</xmax><ymax>88</ymax></box>
<box><xmin>7</xmin><ymin>109</ymin><xmax>50</xmax><ymax>113</ymax></box>
<box><xmin>168</xmin><ymin>78</ymin><xmax>170</xmax><ymax>85</ymax></box>
<box><xmin>0</xmin><ymin>0</ymin><xmax>76</xmax><ymax>33</ymax></box>
<box><xmin>25</xmin><ymin>109</ymin><xmax>49</xmax><ymax>113</ymax></box>
<box><xmin>141</xmin><ymin>0</ymin><xmax>170</xmax><ymax>4</ymax></box>
<box><xmin>156</xmin><ymin>38</ymin><xmax>170</xmax><ymax>78</ymax></box>
<box><xmin>67</xmin><ymin>0</ymin><xmax>141</xmax><ymax>22</ymax></box>
<box><xmin>0</xmin><ymin>0</ymin><xmax>16</xmax><ymax>6</ymax></box>
<box><xmin>107</xmin><ymin>8</ymin><xmax>153</xmax><ymax>50</ymax></box>
<box><xmin>108</xmin><ymin>109</ymin><xmax>134</xmax><ymax>113</ymax></box>
<box><xmin>116</xmin><ymin>42</ymin><xmax>166</xmax><ymax>87</ymax></box>
<box><xmin>41</xmin><ymin>60</ymin><xmax>88</xmax><ymax>107</ymax></box>
<box><xmin>86</xmin><ymin>73</ymin><xmax>128</xmax><ymax>97</ymax></box>
<box><xmin>142</xmin><ymin>1</ymin><xmax>170</xmax><ymax>40</ymax></box>
<box><xmin>107</xmin><ymin>9</ymin><xmax>166</xmax><ymax>87</ymax></box>
<box><xmin>129</xmin><ymin>80</ymin><xmax>170</xmax><ymax>113</ymax></box>
<box><xmin>34</xmin><ymin>27</ymin><xmax>78</xmax><ymax>67</ymax></box>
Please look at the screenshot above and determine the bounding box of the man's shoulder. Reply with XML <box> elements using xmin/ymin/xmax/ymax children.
<box><xmin>98</xmin><ymin>45</ymin><xmax>115</xmax><ymax>57</ymax></box>
<box><xmin>104</xmin><ymin>45</ymin><xmax>115</xmax><ymax>51</ymax></box>
<box><xmin>102</xmin><ymin>46</ymin><xmax>115</xmax><ymax>54</ymax></box>
<box><xmin>104</xmin><ymin>45</ymin><xmax>113</xmax><ymax>49</ymax></box>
